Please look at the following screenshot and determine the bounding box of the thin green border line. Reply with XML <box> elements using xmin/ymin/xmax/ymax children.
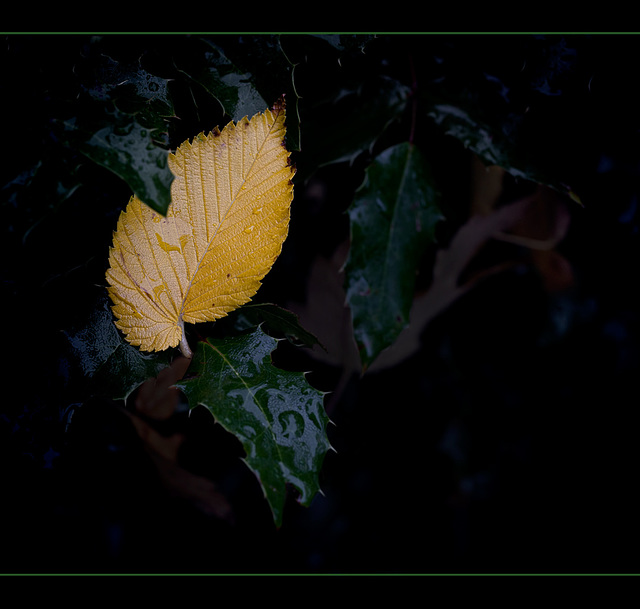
<box><xmin>3</xmin><ymin>31</ymin><xmax>640</xmax><ymax>34</ymax></box>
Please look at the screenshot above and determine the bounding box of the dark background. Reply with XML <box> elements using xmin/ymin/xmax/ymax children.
<box><xmin>2</xmin><ymin>33</ymin><xmax>640</xmax><ymax>574</ymax></box>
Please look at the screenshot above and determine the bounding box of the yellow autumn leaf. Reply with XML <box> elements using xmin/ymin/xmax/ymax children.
<box><xmin>105</xmin><ymin>99</ymin><xmax>294</xmax><ymax>358</ymax></box>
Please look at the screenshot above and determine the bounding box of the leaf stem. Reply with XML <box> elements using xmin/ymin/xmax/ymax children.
<box><xmin>178</xmin><ymin>319</ymin><xmax>193</xmax><ymax>359</ymax></box>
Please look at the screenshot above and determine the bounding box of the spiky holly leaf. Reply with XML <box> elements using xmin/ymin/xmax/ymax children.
<box><xmin>345</xmin><ymin>142</ymin><xmax>443</xmax><ymax>369</ymax></box>
<box><xmin>176</xmin><ymin>326</ymin><xmax>331</xmax><ymax>527</ymax></box>
<box><xmin>234</xmin><ymin>302</ymin><xmax>323</xmax><ymax>349</ymax></box>
<box><xmin>63</xmin><ymin>293</ymin><xmax>172</xmax><ymax>401</ymax></box>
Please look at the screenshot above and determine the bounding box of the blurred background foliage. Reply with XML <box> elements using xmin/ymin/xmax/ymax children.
<box><xmin>2</xmin><ymin>33</ymin><xmax>640</xmax><ymax>573</ymax></box>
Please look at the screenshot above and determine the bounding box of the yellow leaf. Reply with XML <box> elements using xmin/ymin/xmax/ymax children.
<box><xmin>105</xmin><ymin>99</ymin><xmax>294</xmax><ymax>357</ymax></box>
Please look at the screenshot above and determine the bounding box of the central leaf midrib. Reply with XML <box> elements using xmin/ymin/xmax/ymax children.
<box><xmin>209</xmin><ymin>337</ymin><xmax>285</xmax><ymax>467</ymax></box>
<box><xmin>376</xmin><ymin>143</ymin><xmax>413</xmax><ymax>318</ymax></box>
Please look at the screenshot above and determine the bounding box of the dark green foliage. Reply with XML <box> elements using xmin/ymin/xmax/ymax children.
<box><xmin>4</xmin><ymin>33</ymin><xmax>640</xmax><ymax>574</ymax></box>
<box><xmin>176</xmin><ymin>327</ymin><xmax>331</xmax><ymax>527</ymax></box>
<box><xmin>345</xmin><ymin>142</ymin><xmax>443</xmax><ymax>368</ymax></box>
<box><xmin>63</xmin><ymin>293</ymin><xmax>174</xmax><ymax>401</ymax></box>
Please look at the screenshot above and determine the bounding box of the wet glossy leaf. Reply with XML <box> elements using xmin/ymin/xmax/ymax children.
<box><xmin>427</xmin><ymin>102</ymin><xmax>580</xmax><ymax>201</ymax></box>
<box><xmin>420</xmin><ymin>36</ymin><xmax>588</xmax><ymax>203</ymax></box>
<box><xmin>106</xmin><ymin>101</ymin><xmax>294</xmax><ymax>356</ymax></box>
<box><xmin>61</xmin><ymin>41</ymin><xmax>176</xmax><ymax>214</ymax></box>
<box><xmin>176</xmin><ymin>326</ymin><xmax>331</xmax><ymax>527</ymax></box>
<box><xmin>175</xmin><ymin>37</ymin><xmax>268</xmax><ymax>124</ymax></box>
<box><xmin>63</xmin><ymin>108</ymin><xmax>175</xmax><ymax>215</ymax></box>
<box><xmin>63</xmin><ymin>293</ymin><xmax>172</xmax><ymax>401</ymax></box>
<box><xmin>234</xmin><ymin>302</ymin><xmax>323</xmax><ymax>349</ymax></box>
<box><xmin>345</xmin><ymin>142</ymin><xmax>443</xmax><ymax>369</ymax></box>
<box><xmin>208</xmin><ymin>35</ymin><xmax>300</xmax><ymax>151</ymax></box>
<box><xmin>81</xmin><ymin>47</ymin><xmax>175</xmax><ymax>137</ymax></box>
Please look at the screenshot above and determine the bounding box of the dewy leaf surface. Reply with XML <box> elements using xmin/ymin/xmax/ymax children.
<box><xmin>234</xmin><ymin>302</ymin><xmax>323</xmax><ymax>349</ymax></box>
<box><xmin>175</xmin><ymin>37</ymin><xmax>268</xmax><ymax>125</ymax></box>
<box><xmin>176</xmin><ymin>326</ymin><xmax>331</xmax><ymax>527</ymax></box>
<box><xmin>345</xmin><ymin>142</ymin><xmax>443</xmax><ymax>369</ymax></box>
<box><xmin>63</xmin><ymin>292</ymin><xmax>173</xmax><ymax>401</ymax></box>
<box><xmin>106</xmin><ymin>100</ymin><xmax>294</xmax><ymax>355</ymax></box>
<box><xmin>64</xmin><ymin>108</ymin><xmax>175</xmax><ymax>215</ymax></box>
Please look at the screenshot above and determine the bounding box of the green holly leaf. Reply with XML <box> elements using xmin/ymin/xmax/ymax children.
<box><xmin>420</xmin><ymin>36</ymin><xmax>586</xmax><ymax>204</ymax></box>
<box><xmin>233</xmin><ymin>302</ymin><xmax>323</xmax><ymax>349</ymax></box>
<box><xmin>60</xmin><ymin>107</ymin><xmax>174</xmax><ymax>216</ymax></box>
<box><xmin>345</xmin><ymin>141</ymin><xmax>443</xmax><ymax>369</ymax></box>
<box><xmin>427</xmin><ymin>101</ymin><xmax>581</xmax><ymax>202</ymax></box>
<box><xmin>174</xmin><ymin>37</ymin><xmax>268</xmax><ymax>124</ymax></box>
<box><xmin>176</xmin><ymin>326</ymin><xmax>331</xmax><ymax>527</ymax></box>
<box><xmin>63</xmin><ymin>293</ymin><xmax>173</xmax><ymax>401</ymax></box>
<box><xmin>56</xmin><ymin>39</ymin><xmax>176</xmax><ymax>215</ymax></box>
<box><xmin>206</xmin><ymin>35</ymin><xmax>301</xmax><ymax>151</ymax></box>
<box><xmin>81</xmin><ymin>46</ymin><xmax>176</xmax><ymax>138</ymax></box>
